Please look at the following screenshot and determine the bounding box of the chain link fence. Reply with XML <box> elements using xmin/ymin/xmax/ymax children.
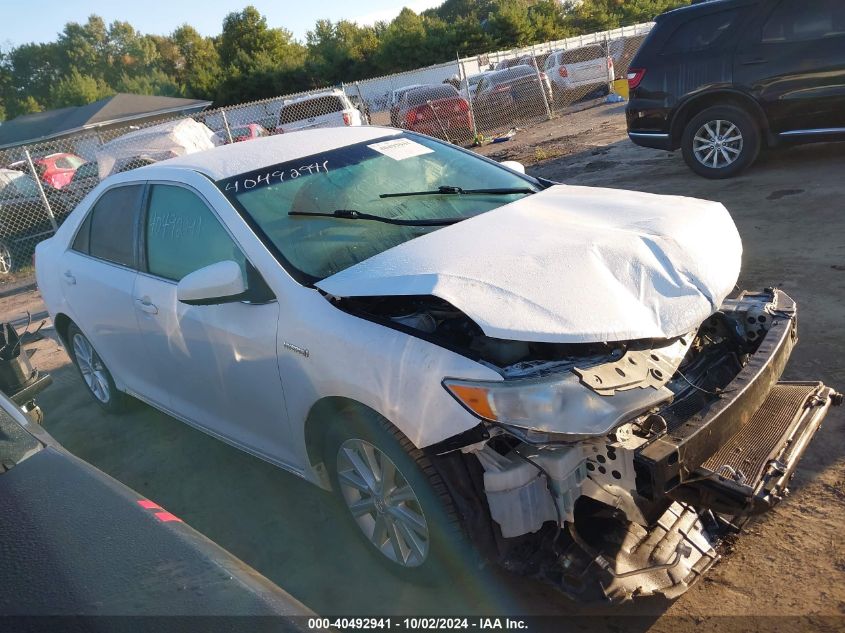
<box><xmin>0</xmin><ymin>23</ymin><xmax>651</xmax><ymax>281</ymax></box>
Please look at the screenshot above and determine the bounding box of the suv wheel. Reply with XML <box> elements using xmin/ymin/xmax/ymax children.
<box><xmin>681</xmin><ymin>105</ymin><xmax>761</xmax><ymax>179</ymax></box>
<box><xmin>66</xmin><ymin>323</ymin><xmax>130</xmax><ymax>413</ymax></box>
<box><xmin>324</xmin><ymin>407</ymin><xmax>468</xmax><ymax>578</ymax></box>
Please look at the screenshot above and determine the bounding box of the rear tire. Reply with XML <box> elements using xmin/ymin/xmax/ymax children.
<box><xmin>323</xmin><ymin>406</ymin><xmax>470</xmax><ymax>581</ymax></box>
<box><xmin>681</xmin><ymin>105</ymin><xmax>760</xmax><ymax>179</ymax></box>
<box><xmin>66</xmin><ymin>323</ymin><xmax>130</xmax><ymax>413</ymax></box>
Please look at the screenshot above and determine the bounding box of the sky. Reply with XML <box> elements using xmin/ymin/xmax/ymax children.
<box><xmin>0</xmin><ymin>0</ymin><xmax>443</xmax><ymax>48</ymax></box>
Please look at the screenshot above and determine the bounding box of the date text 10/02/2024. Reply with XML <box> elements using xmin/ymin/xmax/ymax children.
<box><xmin>307</xmin><ymin>618</ymin><xmax>529</xmax><ymax>630</ymax></box>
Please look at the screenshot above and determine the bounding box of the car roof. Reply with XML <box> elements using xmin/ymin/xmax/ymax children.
<box><xmin>406</xmin><ymin>84</ymin><xmax>457</xmax><ymax>95</ymax></box>
<box><xmin>489</xmin><ymin>65</ymin><xmax>533</xmax><ymax>79</ymax></box>
<box><xmin>130</xmin><ymin>126</ymin><xmax>402</xmax><ymax>181</ymax></box>
<box><xmin>281</xmin><ymin>89</ymin><xmax>346</xmax><ymax>105</ymax></box>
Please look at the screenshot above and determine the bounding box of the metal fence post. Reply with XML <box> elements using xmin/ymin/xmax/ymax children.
<box><xmin>532</xmin><ymin>56</ymin><xmax>553</xmax><ymax>120</ymax></box>
<box><xmin>605</xmin><ymin>33</ymin><xmax>614</xmax><ymax>94</ymax></box>
<box><xmin>220</xmin><ymin>109</ymin><xmax>234</xmax><ymax>144</ymax></box>
<box><xmin>354</xmin><ymin>81</ymin><xmax>369</xmax><ymax>124</ymax></box>
<box><xmin>457</xmin><ymin>54</ymin><xmax>480</xmax><ymax>143</ymax></box>
<box><xmin>23</xmin><ymin>149</ymin><xmax>58</xmax><ymax>232</ymax></box>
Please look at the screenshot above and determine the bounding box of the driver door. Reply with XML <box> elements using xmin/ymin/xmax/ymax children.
<box><xmin>132</xmin><ymin>182</ymin><xmax>298</xmax><ymax>467</ymax></box>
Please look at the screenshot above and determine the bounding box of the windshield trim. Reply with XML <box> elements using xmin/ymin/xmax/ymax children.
<box><xmin>217</xmin><ymin>131</ymin><xmax>543</xmax><ymax>288</ymax></box>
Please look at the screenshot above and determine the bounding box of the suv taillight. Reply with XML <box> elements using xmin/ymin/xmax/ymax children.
<box><xmin>627</xmin><ymin>68</ymin><xmax>646</xmax><ymax>90</ymax></box>
<box><xmin>342</xmin><ymin>112</ymin><xmax>352</xmax><ymax>126</ymax></box>
<box><xmin>558</xmin><ymin>66</ymin><xmax>569</xmax><ymax>78</ymax></box>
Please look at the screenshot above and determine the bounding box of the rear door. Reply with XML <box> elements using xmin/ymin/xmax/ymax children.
<box><xmin>131</xmin><ymin>182</ymin><xmax>297</xmax><ymax>466</ymax></box>
<box><xmin>58</xmin><ymin>184</ymin><xmax>149</xmax><ymax>395</ymax></box>
<box><xmin>735</xmin><ymin>0</ymin><xmax>845</xmax><ymax>134</ymax></box>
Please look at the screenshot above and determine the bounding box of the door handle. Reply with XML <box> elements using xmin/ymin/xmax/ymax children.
<box><xmin>63</xmin><ymin>270</ymin><xmax>76</xmax><ymax>285</ymax></box>
<box><xmin>135</xmin><ymin>297</ymin><xmax>158</xmax><ymax>315</ymax></box>
<box><xmin>740</xmin><ymin>58</ymin><xmax>768</xmax><ymax>65</ymax></box>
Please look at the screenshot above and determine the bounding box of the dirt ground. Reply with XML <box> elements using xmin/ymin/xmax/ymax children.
<box><xmin>5</xmin><ymin>104</ymin><xmax>845</xmax><ymax>630</ymax></box>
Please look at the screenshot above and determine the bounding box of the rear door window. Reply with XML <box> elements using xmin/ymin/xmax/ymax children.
<box><xmin>662</xmin><ymin>9</ymin><xmax>741</xmax><ymax>54</ymax></box>
<box><xmin>86</xmin><ymin>184</ymin><xmax>144</xmax><ymax>267</ymax></box>
<box><xmin>762</xmin><ymin>0</ymin><xmax>845</xmax><ymax>43</ymax></box>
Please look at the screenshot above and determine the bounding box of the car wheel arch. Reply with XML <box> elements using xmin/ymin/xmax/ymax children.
<box><xmin>53</xmin><ymin>312</ymin><xmax>72</xmax><ymax>347</ymax></box>
<box><xmin>671</xmin><ymin>90</ymin><xmax>768</xmax><ymax>149</ymax></box>
<box><xmin>303</xmin><ymin>396</ymin><xmax>401</xmax><ymax>490</ymax></box>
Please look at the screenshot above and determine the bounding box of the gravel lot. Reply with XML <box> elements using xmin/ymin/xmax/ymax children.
<box><xmin>5</xmin><ymin>104</ymin><xmax>845</xmax><ymax>630</ymax></box>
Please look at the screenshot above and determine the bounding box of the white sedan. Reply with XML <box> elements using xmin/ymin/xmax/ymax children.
<box><xmin>36</xmin><ymin>127</ymin><xmax>837</xmax><ymax>601</ymax></box>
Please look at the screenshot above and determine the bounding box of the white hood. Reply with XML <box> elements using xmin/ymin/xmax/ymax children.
<box><xmin>316</xmin><ymin>185</ymin><xmax>742</xmax><ymax>344</ymax></box>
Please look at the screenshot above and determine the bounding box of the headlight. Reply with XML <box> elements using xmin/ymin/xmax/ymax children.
<box><xmin>443</xmin><ymin>373</ymin><xmax>672</xmax><ymax>443</ymax></box>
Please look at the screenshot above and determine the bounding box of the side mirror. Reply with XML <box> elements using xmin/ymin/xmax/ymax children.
<box><xmin>499</xmin><ymin>160</ymin><xmax>526</xmax><ymax>175</ymax></box>
<box><xmin>177</xmin><ymin>260</ymin><xmax>247</xmax><ymax>306</ymax></box>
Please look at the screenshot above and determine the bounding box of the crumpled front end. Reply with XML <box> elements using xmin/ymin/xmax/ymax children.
<box><xmin>426</xmin><ymin>288</ymin><xmax>840</xmax><ymax>603</ymax></box>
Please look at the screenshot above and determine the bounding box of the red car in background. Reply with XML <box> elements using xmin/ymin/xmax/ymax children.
<box><xmin>213</xmin><ymin>123</ymin><xmax>270</xmax><ymax>144</ymax></box>
<box><xmin>7</xmin><ymin>153</ymin><xmax>85</xmax><ymax>190</ymax></box>
<box><xmin>398</xmin><ymin>85</ymin><xmax>474</xmax><ymax>141</ymax></box>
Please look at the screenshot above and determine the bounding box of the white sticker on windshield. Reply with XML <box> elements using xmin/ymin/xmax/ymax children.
<box><xmin>368</xmin><ymin>138</ymin><xmax>434</xmax><ymax>161</ymax></box>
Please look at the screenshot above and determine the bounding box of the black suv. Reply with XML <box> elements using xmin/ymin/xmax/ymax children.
<box><xmin>626</xmin><ymin>0</ymin><xmax>845</xmax><ymax>178</ymax></box>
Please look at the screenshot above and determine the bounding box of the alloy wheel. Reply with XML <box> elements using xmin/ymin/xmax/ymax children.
<box><xmin>336</xmin><ymin>438</ymin><xmax>430</xmax><ymax>567</ymax></box>
<box><xmin>0</xmin><ymin>242</ymin><xmax>13</xmax><ymax>275</ymax></box>
<box><xmin>693</xmin><ymin>119</ymin><xmax>744</xmax><ymax>169</ymax></box>
<box><xmin>72</xmin><ymin>333</ymin><xmax>111</xmax><ymax>404</ymax></box>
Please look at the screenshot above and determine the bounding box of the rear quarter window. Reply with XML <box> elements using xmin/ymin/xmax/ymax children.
<box><xmin>661</xmin><ymin>9</ymin><xmax>742</xmax><ymax>54</ymax></box>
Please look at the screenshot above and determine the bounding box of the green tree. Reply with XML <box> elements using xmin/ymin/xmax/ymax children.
<box><xmin>306</xmin><ymin>20</ymin><xmax>379</xmax><ymax>85</ymax></box>
<box><xmin>56</xmin><ymin>16</ymin><xmax>109</xmax><ymax>77</ymax></box>
<box><xmin>114</xmin><ymin>68</ymin><xmax>183</xmax><ymax>97</ymax></box>
<box><xmin>487</xmin><ymin>0</ymin><xmax>535</xmax><ymax>48</ymax></box>
<box><xmin>50</xmin><ymin>69</ymin><xmax>113</xmax><ymax>108</ymax></box>
<box><xmin>171</xmin><ymin>26</ymin><xmax>222</xmax><ymax>100</ymax></box>
<box><xmin>375</xmin><ymin>8</ymin><xmax>428</xmax><ymax>72</ymax></box>
<box><xmin>529</xmin><ymin>0</ymin><xmax>572</xmax><ymax>41</ymax></box>
<box><xmin>219</xmin><ymin>6</ymin><xmax>305</xmax><ymax>72</ymax></box>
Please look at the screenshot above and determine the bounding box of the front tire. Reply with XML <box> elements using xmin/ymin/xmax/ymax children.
<box><xmin>681</xmin><ymin>105</ymin><xmax>761</xmax><ymax>179</ymax></box>
<box><xmin>324</xmin><ymin>407</ymin><xmax>468</xmax><ymax>579</ymax></box>
<box><xmin>66</xmin><ymin>323</ymin><xmax>130</xmax><ymax>413</ymax></box>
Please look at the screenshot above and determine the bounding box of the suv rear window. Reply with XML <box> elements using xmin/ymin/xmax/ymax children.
<box><xmin>561</xmin><ymin>46</ymin><xmax>604</xmax><ymax>64</ymax></box>
<box><xmin>280</xmin><ymin>96</ymin><xmax>345</xmax><ymax>124</ymax></box>
<box><xmin>662</xmin><ymin>9</ymin><xmax>741</xmax><ymax>54</ymax></box>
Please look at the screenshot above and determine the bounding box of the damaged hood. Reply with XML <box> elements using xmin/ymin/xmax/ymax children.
<box><xmin>316</xmin><ymin>185</ymin><xmax>742</xmax><ymax>343</ymax></box>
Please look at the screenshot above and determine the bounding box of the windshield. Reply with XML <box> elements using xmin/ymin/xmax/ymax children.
<box><xmin>219</xmin><ymin>133</ymin><xmax>538</xmax><ymax>283</ymax></box>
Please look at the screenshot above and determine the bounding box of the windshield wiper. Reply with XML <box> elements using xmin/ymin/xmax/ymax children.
<box><xmin>379</xmin><ymin>185</ymin><xmax>535</xmax><ymax>199</ymax></box>
<box><xmin>288</xmin><ymin>209</ymin><xmax>463</xmax><ymax>226</ymax></box>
